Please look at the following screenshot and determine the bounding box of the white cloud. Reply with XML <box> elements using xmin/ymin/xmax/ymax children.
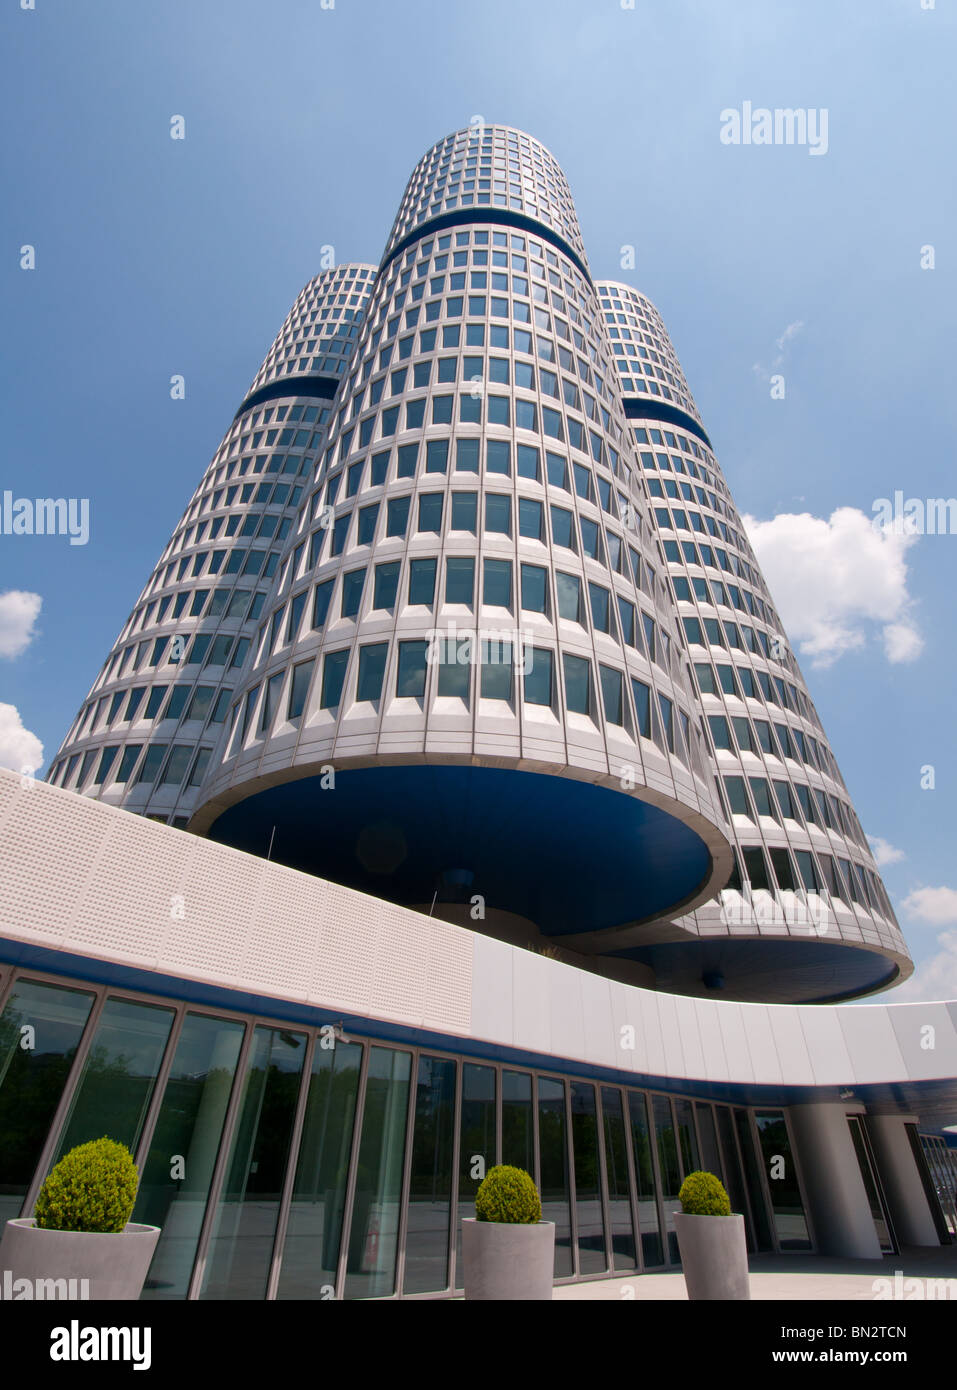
<box><xmin>0</xmin><ymin>590</ymin><xmax>42</xmax><ymax>658</ymax></box>
<box><xmin>753</xmin><ymin>320</ymin><xmax>805</xmax><ymax>379</ymax></box>
<box><xmin>900</xmin><ymin>886</ymin><xmax>957</xmax><ymax>926</ymax></box>
<box><xmin>743</xmin><ymin>507</ymin><xmax>923</xmax><ymax>668</ymax></box>
<box><xmin>891</xmin><ymin>885</ymin><xmax>957</xmax><ymax>999</ymax></box>
<box><xmin>774</xmin><ymin>319</ymin><xmax>805</xmax><ymax>359</ymax></box>
<box><xmin>0</xmin><ymin>703</ymin><xmax>44</xmax><ymax>773</ymax></box>
<box><xmin>883</xmin><ymin>622</ymin><xmax>923</xmax><ymax>663</ymax></box>
<box><xmin>891</xmin><ymin>931</ymin><xmax>957</xmax><ymax>1002</ymax></box>
<box><xmin>867</xmin><ymin>836</ymin><xmax>905</xmax><ymax>868</ymax></box>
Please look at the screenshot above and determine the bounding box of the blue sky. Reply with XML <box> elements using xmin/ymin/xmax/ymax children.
<box><xmin>1</xmin><ymin>0</ymin><xmax>955</xmax><ymax>997</ymax></box>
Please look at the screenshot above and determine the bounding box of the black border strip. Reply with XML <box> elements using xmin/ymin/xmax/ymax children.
<box><xmin>234</xmin><ymin>373</ymin><xmax>341</xmax><ymax>420</ymax></box>
<box><xmin>623</xmin><ymin>395</ymin><xmax>713</xmax><ymax>450</ymax></box>
<box><xmin>380</xmin><ymin>206</ymin><xmax>591</xmax><ymax>281</ymax></box>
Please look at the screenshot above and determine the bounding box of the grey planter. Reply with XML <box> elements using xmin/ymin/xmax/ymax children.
<box><xmin>0</xmin><ymin>1219</ymin><xmax>161</xmax><ymax>1301</ymax></box>
<box><xmin>674</xmin><ymin>1212</ymin><xmax>750</xmax><ymax>1300</ymax></box>
<box><xmin>462</xmin><ymin>1218</ymin><xmax>555</xmax><ymax>1300</ymax></box>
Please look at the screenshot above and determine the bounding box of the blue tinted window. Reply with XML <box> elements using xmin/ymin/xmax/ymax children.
<box><xmin>451</xmin><ymin>492</ymin><xmax>477</xmax><ymax>532</ymax></box>
<box><xmin>600</xmin><ymin>666</ymin><xmax>624</xmax><ymax>726</ymax></box>
<box><xmin>483</xmin><ymin>558</ymin><xmax>512</xmax><ymax>609</ymax></box>
<box><xmin>373</xmin><ymin>562</ymin><xmax>400</xmax><ymax>609</ymax></box>
<box><xmin>320</xmin><ymin>651</ymin><xmax>349</xmax><ymax>709</ymax></box>
<box><xmin>485</xmin><ymin>494</ymin><xmax>511</xmax><ymax>535</ymax></box>
<box><xmin>341</xmin><ymin>568</ymin><xmax>366</xmax><ymax>619</ymax></box>
<box><xmin>486</xmin><ymin>440</ymin><xmax>510</xmax><ymax>475</ymax></box>
<box><xmin>357</xmin><ymin>644</ymin><xmax>388</xmax><ymax>702</ymax></box>
<box><xmin>456</xmin><ymin>438</ymin><xmax>479</xmax><ymax>472</ymax></box>
<box><xmin>386</xmin><ymin>496</ymin><xmax>411</xmax><ymax>536</ymax></box>
<box><xmin>563</xmin><ymin>654</ymin><xmax>590</xmax><ymax>715</ymax></box>
<box><xmin>408</xmin><ymin>558</ymin><xmax>437</xmax><ymax>606</ymax></box>
<box><xmin>520</xmin><ymin>564</ymin><xmax>546</xmax><ymax>613</ymax></box>
<box><xmin>518</xmin><ymin>498</ymin><xmax>542</xmax><ymax>540</ymax></box>
<box><xmin>418</xmin><ymin>493</ymin><xmax>443</xmax><ymax>533</ymax></box>
<box><xmin>312</xmin><ymin>579</ymin><xmax>333</xmax><ymax>627</ymax></box>
<box><xmin>445</xmin><ymin>557</ymin><xmax>475</xmax><ymax>605</ymax></box>
<box><xmin>397</xmin><ymin>641</ymin><xmax>428</xmax><ymax>697</ymax></box>
<box><xmin>524</xmin><ymin>649</ymin><xmax>553</xmax><ymax>706</ymax></box>
<box><xmin>550</xmin><ymin>506</ymin><xmax>574</xmax><ymax>549</ymax></box>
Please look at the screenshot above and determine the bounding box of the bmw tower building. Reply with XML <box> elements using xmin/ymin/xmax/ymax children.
<box><xmin>2</xmin><ymin>126</ymin><xmax>955</xmax><ymax>1300</ymax></box>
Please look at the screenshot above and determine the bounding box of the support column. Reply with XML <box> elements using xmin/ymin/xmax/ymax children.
<box><xmin>787</xmin><ymin>1103</ymin><xmax>882</xmax><ymax>1258</ymax></box>
<box><xmin>866</xmin><ymin>1115</ymin><xmax>941</xmax><ymax>1247</ymax></box>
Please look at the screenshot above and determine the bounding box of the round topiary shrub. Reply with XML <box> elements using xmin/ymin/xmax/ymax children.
<box><xmin>678</xmin><ymin>1170</ymin><xmax>731</xmax><ymax>1216</ymax></box>
<box><xmin>475</xmin><ymin>1165</ymin><xmax>542</xmax><ymax>1224</ymax></box>
<box><xmin>33</xmin><ymin>1137</ymin><xmax>139</xmax><ymax>1233</ymax></box>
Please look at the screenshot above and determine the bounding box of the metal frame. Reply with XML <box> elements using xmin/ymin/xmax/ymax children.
<box><xmin>846</xmin><ymin>1112</ymin><xmax>898</xmax><ymax>1255</ymax></box>
<box><xmin>597</xmin><ymin>1083</ymin><xmax>641</xmax><ymax>1276</ymax></box>
<box><xmin>334</xmin><ymin>1038</ymin><xmax>371</xmax><ymax>1298</ymax></box>
<box><xmin>186</xmin><ymin>1015</ymin><xmax>257</xmax><ymax>1298</ymax></box>
<box><xmin>748</xmin><ymin>1104</ymin><xmax>817</xmax><ymax>1253</ymax></box>
<box><xmin>265</xmin><ymin>1029</ymin><xmax>317</xmax><ymax>1299</ymax></box>
<box><xmin>713</xmin><ymin>1101</ymin><xmax>760</xmax><ymax>1250</ymax></box>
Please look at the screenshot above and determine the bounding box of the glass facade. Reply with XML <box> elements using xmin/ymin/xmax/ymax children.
<box><xmin>54</xmin><ymin>997</ymin><xmax>175</xmax><ymax>1163</ymax></box>
<box><xmin>753</xmin><ymin>1109</ymin><xmax>812</xmax><ymax>1250</ymax></box>
<box><xmin>0</xmin><ymin>979</ymin><xmax>95</xmax><ymax>1226</ymax></box>
<box><xmin>137</xmin><ymin>1012</ymin><xmax>246</xmax><ymax>1299</ymax></box>
<box><xmin>343</xmin><ymin>1046</ymin><xmax>412</xmax><ymax>1298</ymax></box>
<box><xmin>0</xmin><ymin>965</ymin><xmax>820</xmax><ymax>1297</ymax></box>
<box><xmin>404</xmin><ymin>1054</ymin><xmax>456</xmax><ymax>1294</ymax></box>
<box><xmin>847</xmin><ymin>1114</ymin><xmax>896</xmax><ymax>1254</ymax></box>
<box><xmin>200</xmin><ymin>1026</ymin><xmax>307</xmax><ymax>1299</ymax></box>
<box><xmin>571</xmin><ymin>1081</ymin><xmax>606</xmax><ymax>1274</ymax></box>
<box><xmin>914</xmin><ymin>1129</ymin><xmax>957</xmax><ymax>1239</ymax></box>
<box><xmin>276</xmin><ymin>1038</ymin><xmax>362</xmax><ymax>1299</ymax></box>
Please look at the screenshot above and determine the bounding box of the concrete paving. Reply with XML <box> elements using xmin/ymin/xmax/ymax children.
<box><xmin>552</xmin><ymin>1245</ymin><xmax>957</xmax><ymax>1300</ymax></box>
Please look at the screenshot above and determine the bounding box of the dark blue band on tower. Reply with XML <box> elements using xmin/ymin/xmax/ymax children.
<box><xmin>382</xmin><ymin>207</ymin><xmax>590</xmax><ymax>281</ymax></box>
<box><xmin>623</xmin><ymin>397</ymin><xmax>712</xmax><ymax>450</ymax></box>
<box><xmin>234</xmin><ymin>373</ymin><xmax>340</xmax><ymax>420</ymax></box>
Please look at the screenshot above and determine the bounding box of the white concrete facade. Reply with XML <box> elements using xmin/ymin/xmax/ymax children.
<box><xmin>1</xmin><ymin>770</ymin><xmax>952</xmax><ymax>1107</ymax></box>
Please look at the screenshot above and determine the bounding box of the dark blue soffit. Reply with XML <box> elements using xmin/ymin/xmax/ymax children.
<box><xmin>612</xmin><ymin>937</ymin><xmax>900</xmax><ymax>1006</ymax></box>
<box><xmin>207</xmin><ymin>763</ymin><xmax>712</xmax><ymax>935</ymax></box>
<box><xmin>381</xmin><ymin>207</ymin><xmax>591</xmax><ymax>281</ymax></box>
<box><xmin>623</xmin><ymin>396</ymin><xmax>713</xmax><ymax>451</ymax></box>
<box><xmin>234</xmin><ymin>373</ymin><xmax>340</xmax><ymax>420</ymax></box>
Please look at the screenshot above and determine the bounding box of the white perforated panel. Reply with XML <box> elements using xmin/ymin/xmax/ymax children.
<box><xmin>0</xmin><ymin>770</ymin><xmax>473</xmax><ymax>1033</ymax></box>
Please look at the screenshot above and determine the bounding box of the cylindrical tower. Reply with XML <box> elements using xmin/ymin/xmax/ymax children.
<box><xmin>46</xmin><ymin>264</ymin><xmax>377</xmax><ymax>825</ymax></box>
<box><xmin>188</xmin><ymin>126</ymin><xmax>733</xmax><ymax>958</ymax></box>
<box><xmin>594</xmin><ymin>279</ymin><xmax>912</xmax><ymax>1000</ymax></box>
<box><xmin>44</xmin><ymin>126</ymin><xmax>912</xmax><ymax>1004</ymax></box>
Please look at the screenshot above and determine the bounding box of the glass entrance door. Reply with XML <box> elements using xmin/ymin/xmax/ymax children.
<box><xmin>847</xmin><ymin>1115</ymin><xmax>896</xmax><ymax>1254</ymax></box>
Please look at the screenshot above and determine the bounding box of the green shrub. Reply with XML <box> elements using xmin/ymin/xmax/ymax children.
<box><xmin>475</xmin><ymin>1165</ymin><xmax>542</xmax><ymax>1224</ymax></box>
<box><xmin>678</xmin><ymin>1170</ymin><xmax>731</xmax><ymax>1216</ymax></box>
<box><xmin>34</xmin><ymin>1138</ymin><xmax>139</xmax><ymax>1233</ymax></box>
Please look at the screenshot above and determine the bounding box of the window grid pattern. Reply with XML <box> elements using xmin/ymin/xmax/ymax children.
<box><xmin>597</xmin><ymin>279</ymin><xmax>905</xmax><ymax>961</ymax></box>
<box><xmin>47</xmin><ymin>267</ymin><xmax>376</xmax><ymax>822</ymax></box>
<box><xmin>45</xmin><ymin>126</ymin><xmax>908</xmax><ymax>999</ymax></box>
<box><xmin>196</xmin><ymin>162</ymin><xmax>726</xmax><ymax>873</ymax></box>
